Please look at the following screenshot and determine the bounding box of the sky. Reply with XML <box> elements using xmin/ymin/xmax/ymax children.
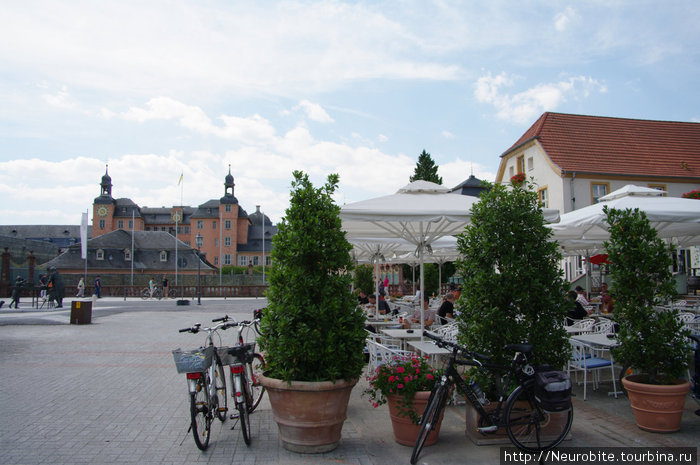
<box><xmin>1</xmin><ymin>0</ymin><xmax>699</xmax><ymax>226</ymax></box>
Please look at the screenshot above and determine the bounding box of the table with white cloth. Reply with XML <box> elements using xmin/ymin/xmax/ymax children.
<box><xmin>366</xmin><ymin>319</ymin><xmax>403</xmax><ymax>329</ymax></box>
<box><xmin>565</xmin><ymin>325</ymin><xmax>590</xmax><ymax>335</ymax></box>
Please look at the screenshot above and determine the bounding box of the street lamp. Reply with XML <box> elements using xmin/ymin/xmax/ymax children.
<box><xmin>195</xmin><ymin>233</ymin><xmax>203</xmax><ymax>305</ymax></box>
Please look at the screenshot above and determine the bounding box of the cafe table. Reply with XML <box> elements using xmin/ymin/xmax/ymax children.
<box><xmin>407</xmin><ymin>340</ymin><xmax>451</xmax><ymax>365</ymax></box>
<box><xmin>381</xmin><ymin>328</ymin><xmax>423</xmax><ymax>349</ymax></box>
<box><xmin>571</xmin><ymin>332</ymin><xmax>619</xmax><ymax>349</ymax></box>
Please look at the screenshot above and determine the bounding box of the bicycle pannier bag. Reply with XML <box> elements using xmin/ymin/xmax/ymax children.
<box><xmin>534</xmin><ymin>370</ymin><xmax>571</xmax><ymax>412</ymax></box>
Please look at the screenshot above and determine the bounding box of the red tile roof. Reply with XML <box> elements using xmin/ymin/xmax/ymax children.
<box><xmin>503</xmin><ymin>112</ymin><xmax>700</xmax><ymax>179</ymax></box>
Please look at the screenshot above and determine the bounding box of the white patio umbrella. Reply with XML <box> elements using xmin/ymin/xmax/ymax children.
<box><xmin>549</xmin><ymin>185</ymin><xmax>700</xmax><ymax>292</ymax></box>
<box><xmin>550</xmin><ymin>185</ymin><xmax>700</xmax><ymax>250</ymax></box>
<box><xmin>341</xmin><ymin>181</ymin><xmax>479</xmax><ymax>339</ymax></box>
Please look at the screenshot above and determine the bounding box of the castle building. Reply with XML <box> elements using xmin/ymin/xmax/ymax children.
<box><xmin>92</xmin><ymin>167</ymin><xmax>276</xmax><ymax>268</ymax></box>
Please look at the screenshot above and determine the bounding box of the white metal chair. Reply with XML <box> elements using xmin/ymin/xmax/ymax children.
<box><xmin>677</xmin><ymin>312</ymin><xmax>695</xmax><ymax>325</ymax></box>
<box><xmin>567</xmin><ymin>339</ymin><xmax>617</xmax><ymax>401</ymax></box>
<box><xmin>434</xmin><ymin>322</ymin><xmax>458</xmax><ymax>342</ymax></box>
<box><xmin>365</xmin><ymin>339</ymin><xmax>412</xmax><ymax>374</ymax></box>
<box><xmin>592</xmin><ymin>320</ymin><xmax>615</xmax><ymax>335</ymax></box>
<box><xmin>566</xmin><ymin>318</ymin><xmax>595</xmax><ymax>333</ymax></box>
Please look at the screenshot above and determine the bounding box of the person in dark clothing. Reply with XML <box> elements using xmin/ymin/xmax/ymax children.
<box><xmin>566</xmin><ymin>290</ymin><xmax>590</xmax><ymax>325</ymax></box>
<box><xmin>48</xmin><ymin>267</ymin><xmax>65</xmax><ymax>308</ymax></box>
<box><xmin>357</xmin><ymin>291</ymin><xmax>369</xmax><ymax>305</ymax></box>
<box><xmin>436</xmin><ymin>292</ymin><xmax>456</xmax><ymax>325</ymax></box>
<box><xmin>94</xmin><ymin>275</ymin><xmax>102</xmax><ymax>298</ymax></box>
<box><xmin>9</xmin><ymin>276</ymin><xmax>25</xmax><ymax>309</ymax></box>
<box><xmin>368</xmin><ymin>294</ymin><xmax>391</xmax><ymax>315</ymax></box>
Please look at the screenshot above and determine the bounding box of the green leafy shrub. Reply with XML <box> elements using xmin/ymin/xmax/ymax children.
<box><xmin>353</xmin><ymin>264</ymin><xmax>375</xmax><ymax>295</ymax></box>
<box><xmin>455</xmin><ymin>181</ymin><xmax>569</xmax><ymax>394</ymax></box>
<box><xmin>258</xmin><ymin>171</ymin><xmax>366</xmax><ymax>383</ymax></box>
<box><xmin>604</xmin><ymin>207</ymin><xmax>690</xmax><ymax>384</ymax></box>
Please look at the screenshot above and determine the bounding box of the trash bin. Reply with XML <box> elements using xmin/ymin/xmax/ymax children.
<box><xmin>70</xmin><ymin>300</ymin><xmax>92</xmax><ymax>324</ymax></box>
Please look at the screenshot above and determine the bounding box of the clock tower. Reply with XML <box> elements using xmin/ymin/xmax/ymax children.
<box><xmin>92</xmin><ymin>165</ymin><xmax>115</xmax><ymax>237</ymax></box>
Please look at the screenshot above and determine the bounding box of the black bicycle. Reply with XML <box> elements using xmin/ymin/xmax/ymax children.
<box><xmin>410</xmin><ymin>331</ymin><xmax>573</xmax><ymax>464</ymax></box>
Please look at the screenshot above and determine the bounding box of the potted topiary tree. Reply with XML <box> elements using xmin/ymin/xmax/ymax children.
<box><xmin>604</xmin><ymin>206</ymin><xmax>691</xmax><ymax>432</ymax></box>
<box><xmin>258</xmin><ymin>171</ymin><xmax>366</xmax><ymax>453</ymax></box>
<box><xmin>455</xmin><ymin>180</ymin><xmax>570</xmax><ymax>441</ymax></box>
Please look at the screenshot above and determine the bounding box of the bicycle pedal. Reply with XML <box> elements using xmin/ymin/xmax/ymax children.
<box><xmin>230</xmin><ymin>413</ymin><xmax>239</xmax><ymax>420</ymax></box>
<box><xmin>477</xmin><ymin>425</ymin><xmax>498</xmax><ymax>434</ymax></box>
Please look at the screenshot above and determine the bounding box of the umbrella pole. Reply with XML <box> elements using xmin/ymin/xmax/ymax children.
<box><xmin>375</xmin><ymin>258</ymin><xmax>380</xmax><ymax>315</ymax></box>
<box><xmin>420</xmin><ymin>242</ymin><xmax>425</xmax><ymax>343</ymax></box>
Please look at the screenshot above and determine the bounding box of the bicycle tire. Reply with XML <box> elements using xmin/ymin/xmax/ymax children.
<box><xmin>190</xmin><ymin>378</ymin><xmax>211</xmax><ymax>451</ymax></box>
<box><xmin>214</xmin><ymin>358</ymin><xmax>228</xmax><ymax>422</ymax></box>
<box><xmin>140</xmin><ymin>288</ymin><xmax>150</xmax><ymax>300</ymax></box>
<box><xmin>410</xmin><ymin>383</ymin><xmax>448</xmax><ymax>465</ymax></box>
<box><xmin>504</xmin><ymin>384</ymin><xmax>572</xmax><ymax>453</ymax></box>
<box><xmin>247</xmin><ymin>353</ymin><xmax>266</xmax><ymax>412</ymax></box>
<box><xmin>238</xmin><ymin>380</ymin><xmax>251</xmax><ymax>445</ymax></box>
<box><xmin>168</xmin><ymin>288</ymin><xmax>176</xmax><ymax>298</ymax></box>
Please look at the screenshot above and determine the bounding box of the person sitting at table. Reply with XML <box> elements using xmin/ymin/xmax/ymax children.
<box><xmin>600</xmin><ymin>283</ymin><xmax>614</xmax><ymax>314</ymax></box>
<box><xmin>436</xmin><ymin>292</ymin><xmax>455</xmax><ymax>325</ymax></box>
<box><xmin>357</xmin><ymin>291</ymin><xmax>369</xmax><ymax>305</ymax></box>
<box><xmin>368</xmin><ymin>293</ymin><xmax>391</xmax><ymax>315</ymax></box>
<box><xmin>574</xmin><ymin>286</ymin><xmax>590</xmax><ymax>308</ymax></box>
<box><xmin>566</xmin><ymin>290</ymin><xmax>591</xmax><ymax>325</ymax></box>
<box><xmin>404</xmin><ymin>294</ymin><xmax>436</xmax><ymax>329</ymax></box>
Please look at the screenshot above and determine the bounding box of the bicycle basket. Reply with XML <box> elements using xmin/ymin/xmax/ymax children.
<box><xmin>172</xmin><ymin>346</ymin><xmax>215</xmax><ymax>373</ymax></box>
<box><xmin>534</xmin><ymin>370</ymin><xmax>572</xmax><ymax>413</ymax></box>
<box><xmin>219</xmin><ymin>342</ymin><xmax>255</xmax><ymax>365</ymax></box>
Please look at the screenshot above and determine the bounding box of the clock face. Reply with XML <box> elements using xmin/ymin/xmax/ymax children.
<box><xmin>97</xmin><ymin>206</ymin><xmax>109</xmax><ymax>217</ymax></box>
<box><xmin>171</xmin><ymin>211</ymin><xmax>182</xmax><ymax>222</ymax></box>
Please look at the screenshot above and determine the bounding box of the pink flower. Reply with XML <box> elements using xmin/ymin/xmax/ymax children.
<box><xmin>426</xmin><ymin>374</ymin><xmax>434</xmax><ymax>380</ymax></box>
<box><xmin>397</xmin><ymin>383</ymin><xmax>404</xmax><ymax>389</ymax></box>
<box><xmin>396</xmin><ymin>366</ymin><xmax>405</xmax><ymax>374</ymax></box>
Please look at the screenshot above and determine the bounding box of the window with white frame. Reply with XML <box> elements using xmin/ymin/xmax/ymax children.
<box><xmin>508</xmin><ymin>166</ymin><xmax>514</xmax><ymax>178</ymax></box>
<box><xmin>197</xmin><ymin>220</ymin><xmax>203</xmax><ymax>229</ymax></box>
<box><xmin>96</xmin><ymin>249</ymin><xmax>104</xmax><ymax>260</ymax></box>
<box><xmin>212</xmin><ymin>221</ymin><xmax>216</xmax><ymax>229</ymax></box>
<box><xmin>225</xmin><ymin>204</ymin><xmax>231</xmax><ymax>212</ymax></box>
<box><xmin>223</xmin><ymin>254</ymin><xmax>232</xmax><ymax>265</ymax></box>
<box><xmin>538</xmin><ymin>187</ymin><xmax>548</xmax><ymax>208</ymax></box>
<box><xmin>591</xmin><ymin>183</ymin><xmax>610</xmax><ymax>204</ymax></box>
<box><xmin>128</xmin><ymin>220</ymin><xmax>133</xmax><ymax>229</ymax></box>
<box><xmin>225</xmin><ymin>220</ymin><xmax>231</xmax><ymax>229</ymax></box>
<box><xmin>252</xmin><ymin>256</ymin><xmax>260</xmax><ymax>266</ymax></box>
<box><xmin>224</xmin><ymin>236</ymin><xmax>231</xmax><ymax>246</ymax></box>
<box><xmin>265</xmin><ymin>256</ymin><xmax>271</xmax><ymax>266</ymax></box>
<box><xmin>117</xmin><ymin>219</ymin><xmax>124</xmax><ymax>229</ymax></box>
<box><xmin>99</xmin><ymin>219</ymin><xmax>105</xmax><ymax>229</ymax></box>
<box><xmin>527</xmin><ymin>157</ymin><xmax>534</xmax><ymax>171</ymax></box>
<box><xmin>214</xmin><ymin>257</ymin><xmax>218</xmax><ymax>265</ymax></box>
<box><xmin>159</xmin><ymin>251</ymin><xmax>168</xmax><ymax>262</ymax></box>
<box><xmin>214</xmin><ymin>238</ymin><xmax>219</xmax><ymax>247</ymax></box>
<box><xmin>124</xmin><ymin>249</ymin><xmax>131</xmax><ymax>261</ymax></box>
<box><xmin>238</xmin><ymin>255</ymin><xmax>249</xmax><ymax>266</ymax></box>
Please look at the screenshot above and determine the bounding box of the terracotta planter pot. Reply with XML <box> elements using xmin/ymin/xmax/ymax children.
<box><xmin>387</xmin><ymin>391</ymin><xmax>443</xmax><ymax>446</ymax></box>
<box><xmin>259</xmin><ymin>374</ymin><xmax>357</xmax><ymax>453</ymax></box>
<box><xmin>622</xmin><ymin>375</ymin><xmax>690</xmax><ymax>433</ymax></box>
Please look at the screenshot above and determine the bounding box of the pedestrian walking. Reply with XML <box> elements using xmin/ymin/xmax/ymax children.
<box><xmin>9</xmin><ymin>276</ymin><xmax>25</xmax><ymax>309</ymax></box>
<box><xmin>76</xmin><ymin>277</ymin><xmax>85</xmax><ymax>297</ymax></box>
<box><xmin>94</xmin><ymin>275</ymin><xmax>102</xmax><ymax>298</ymax></box>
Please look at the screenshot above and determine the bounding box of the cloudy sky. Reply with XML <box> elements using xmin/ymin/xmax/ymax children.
<box><xmin>1</xmin><ymin>0</ymin><xmax>698</xmax><ymax>225</ymax></box>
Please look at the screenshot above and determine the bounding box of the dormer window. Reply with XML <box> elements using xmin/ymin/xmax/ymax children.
<box><xmin>160</xmin><ymin>251</ymin><xmax>168</xmax><ymax>262</ymax></box>
<box><xmin>124</xmin><ymin>249</ymin><xmax>132</xmax><ymax>261</ymax></box>
<box><xmin>96</xmin><ymin>249</ymin><xmax>104</xmax><ymax>261</ymax></box>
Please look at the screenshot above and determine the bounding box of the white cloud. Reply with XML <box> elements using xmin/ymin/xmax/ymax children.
<box><xmin>441</xmin><ymin>130</ymin><xmax>455</xmax><ymax>139</ymax></box>
<box><xmin>554</xmin><ymin>7</ymin><xmax>578</xmax><ymax>32</ymax></box>
<box><xmin>474</xmin><ymin>72</ymin><xmax>607</xmax><ymax>124</ymax></box>
<box><xmin>298</xmin><ymin>100</ymin><xmax>334</xmax><ymax>123</ymax></box>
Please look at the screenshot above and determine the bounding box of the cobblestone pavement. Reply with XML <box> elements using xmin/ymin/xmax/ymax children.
<box><xmin>0</xmin><ymin>298</ymin><xmax>697</xmax><ymax>464</ymax></box>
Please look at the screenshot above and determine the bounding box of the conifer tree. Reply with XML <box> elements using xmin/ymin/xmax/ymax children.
<box><xmin>409</xmin><ymin>150</ymin><xmax>442</xmax><ymax>184</ymax></box>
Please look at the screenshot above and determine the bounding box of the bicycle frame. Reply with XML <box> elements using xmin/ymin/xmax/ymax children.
<box><xmin>441</xmin><ymin>346</ymin><xmax>531</xmax><ymax>428</ymax></box>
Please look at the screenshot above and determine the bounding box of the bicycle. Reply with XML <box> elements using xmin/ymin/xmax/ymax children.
<box><xmin>410</xmin><ymin>331</ymin><xmax>573</xmax><ymax>464</ymax></box>
<box><xmin>173</xmin><ymin>321</ymin><xmax>232</xmax><ymax>450</ymax></box>
<box><xmin>214</xmin><ymin>315</ymin><xmax>266</xmax><ymax>414</ymax></box>
<box><xmin>141</xmin><ymin>286</ymin><xmax>175</xmax><ymax>300</ymax></box>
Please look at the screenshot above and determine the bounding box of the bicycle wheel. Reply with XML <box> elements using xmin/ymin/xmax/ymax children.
<box><xmin>237</xmin><ymin>380</ymin><xmax>251</xmax><ymax>445</ymax></box>
<box><xmin>410</xmin><ymin>383</ymin><xmax>448</xmax><ymax>465</ymax></box>
<box><xmin>504</xmin><ymin>385</ymin><xmax>572</xmax><ymax>453</ymax></box>
<box><xmin>190</xmin><ymin>377</ymin><xmax>211</xmax><ymax>451</ymax></box>
<box><xmin>168</xmin><ymin>288</ymin><xmax>176</xmax><ymax>298</ymax></box>
<box><xmin>140</xmin><ymin>288</ymin><xmax>149</xmax><ymax>300</ymax></box>
<box><xmin>214</xmin><ymin>358</ymin><xmax>228</xmax><ymax>422</ymax></box>
<box><xmin>247</xmin><ymin>353</ymin><xmax>266</xmax><ymax>412</ymax></box>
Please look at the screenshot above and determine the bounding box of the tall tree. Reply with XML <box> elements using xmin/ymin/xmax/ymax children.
<box><xmin>409</xmin><ymin>150</ymin><xmax>442</xmax><ymax>184</ymax></box>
